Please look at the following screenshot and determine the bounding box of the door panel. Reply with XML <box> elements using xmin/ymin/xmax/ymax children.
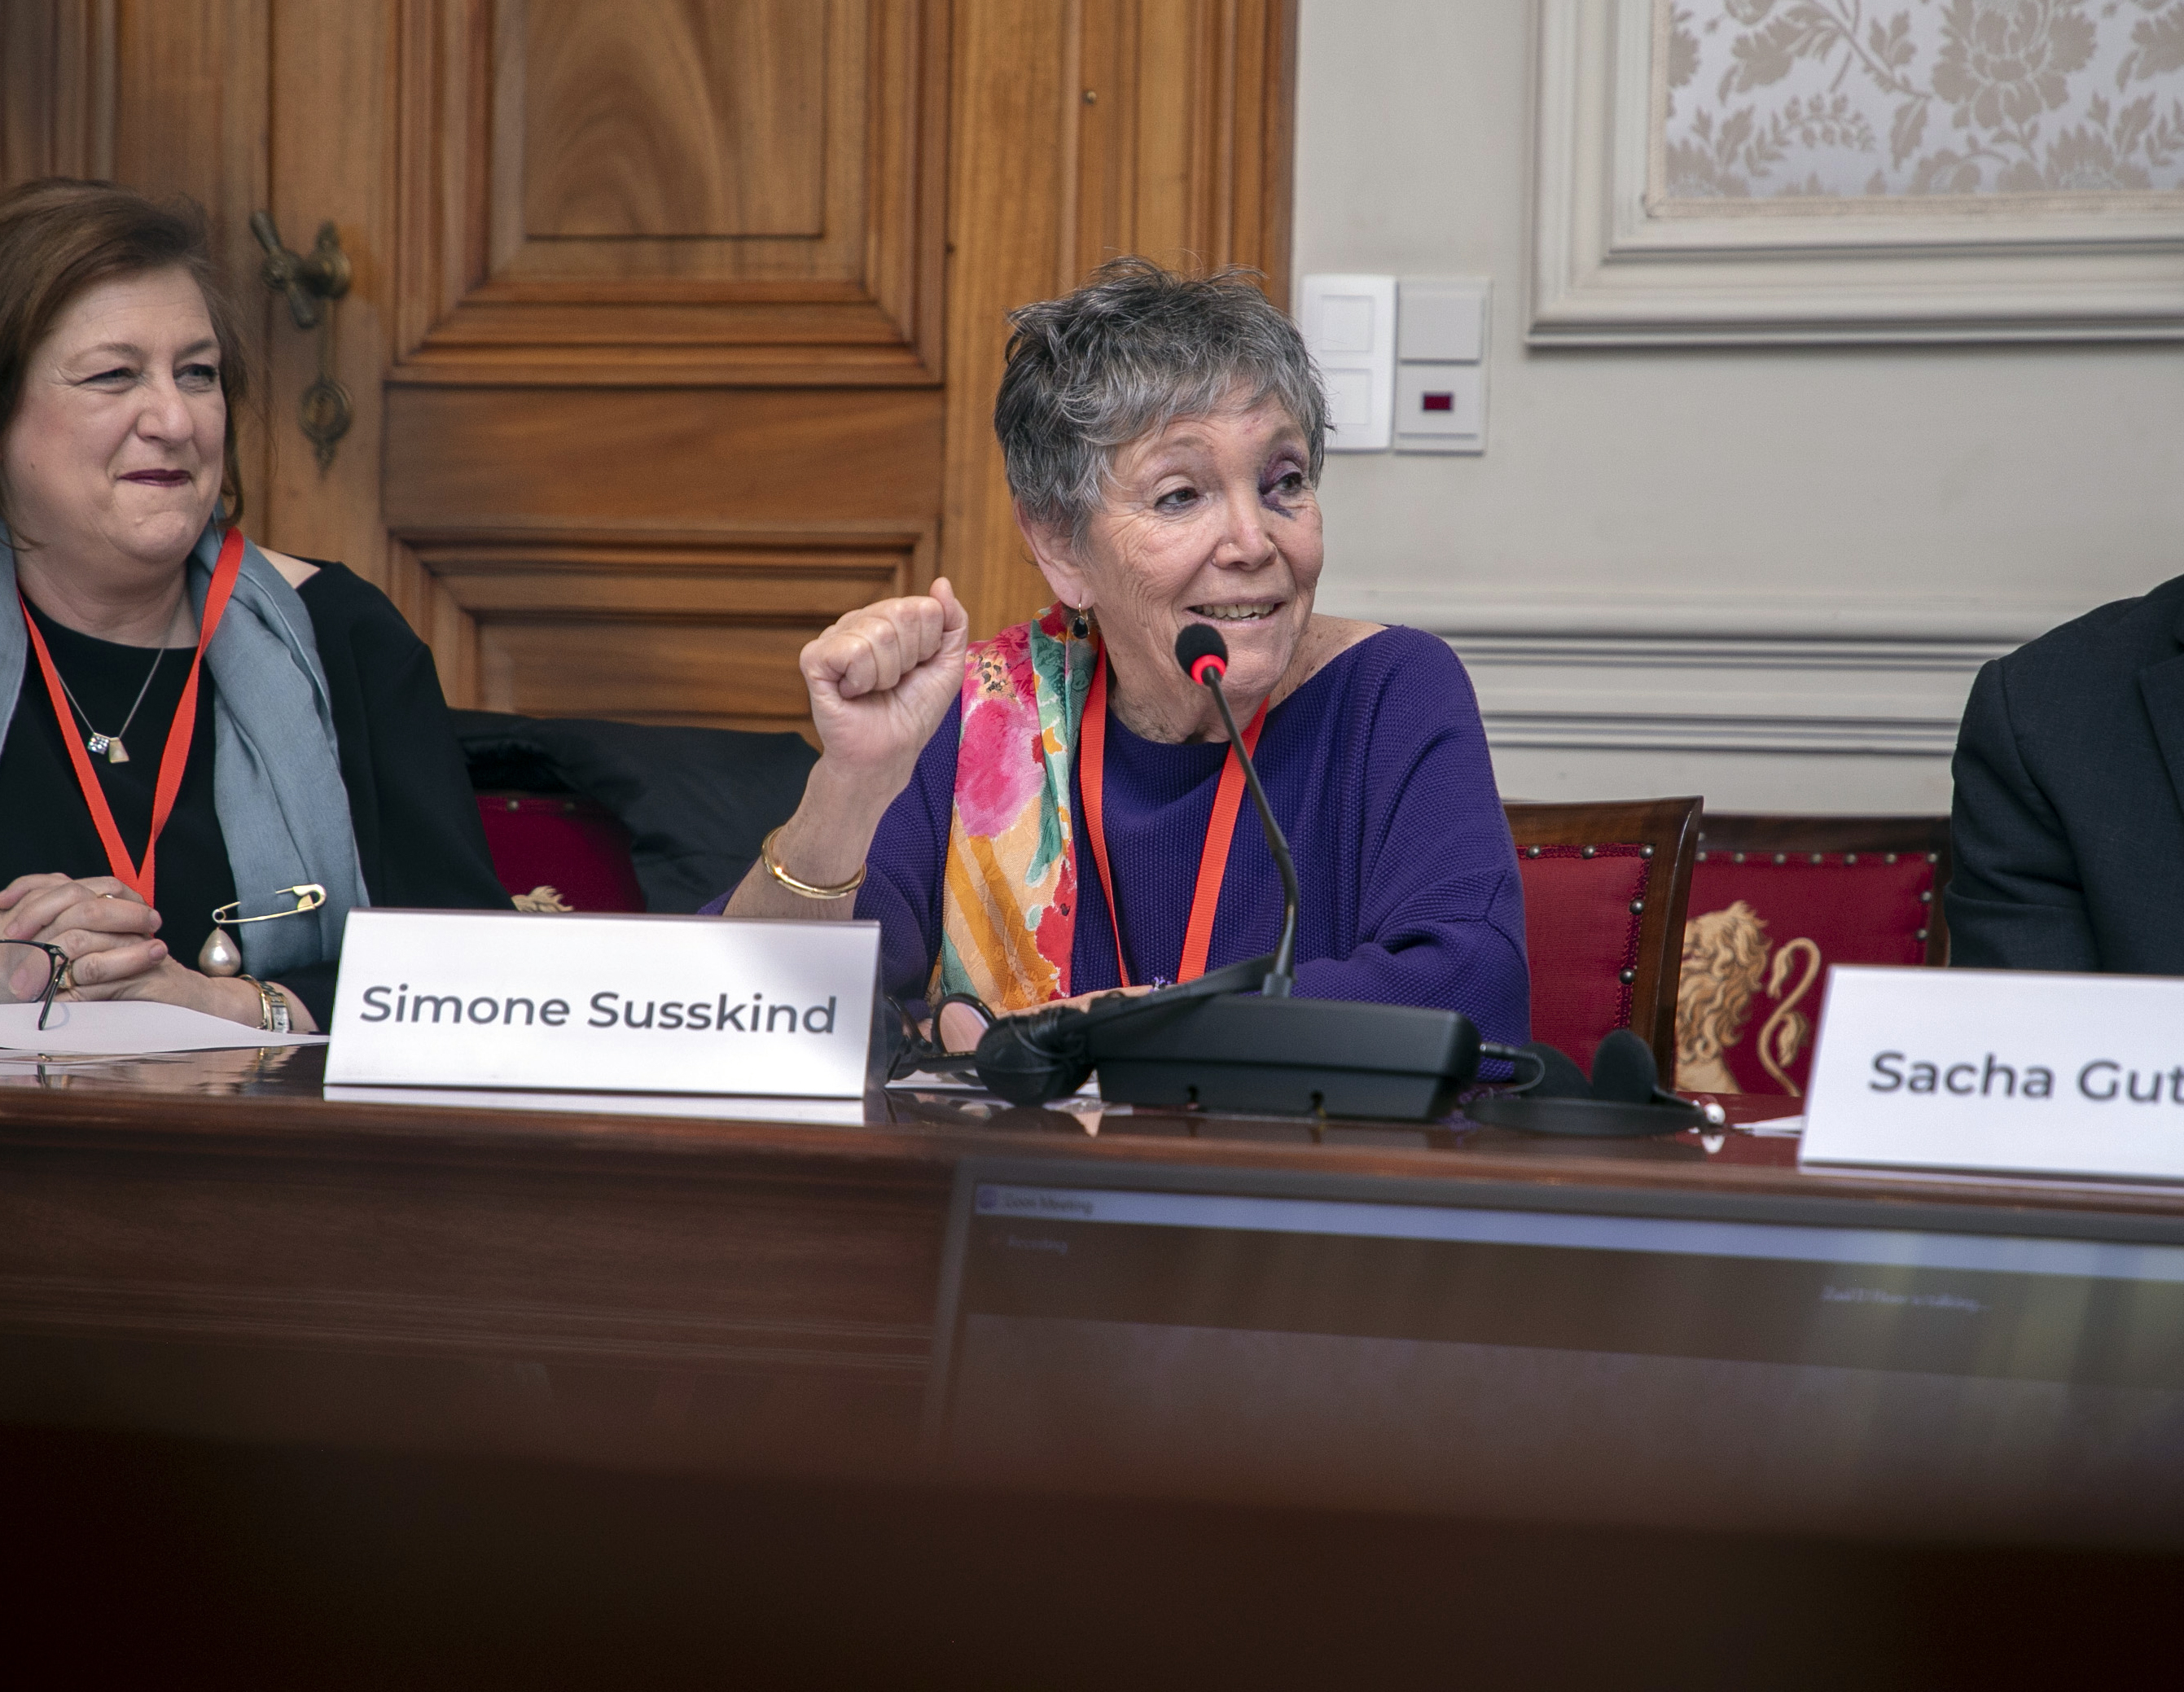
<box><xmin>383</xmin><ymin>388</ymin><xmax>944</xmax><ymax>526</ymax></box>
<box><xmin>3</xmin><ymin>0</ymin><xmax>1295</xmax><ymax>733</ymax></box>
<box><xmin>379</xmin><ymin>0</ymin><xmax>945</xmax><ymax>730</ymax></box>
<box><xmin>518</xmin><ymin>0</ymin><xmax>830</xmax><ymax>243</ymax></box>
<box><xmin>397</xmin><ymin>0</ymin><xmax>941</xmax><ymax>375</ymax></box>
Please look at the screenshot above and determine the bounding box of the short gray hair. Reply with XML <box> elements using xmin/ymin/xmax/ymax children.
<box><xmin>994</xmin><ymin>257</ymin><xmax>1327</xmax><ymax>535</ymax></box>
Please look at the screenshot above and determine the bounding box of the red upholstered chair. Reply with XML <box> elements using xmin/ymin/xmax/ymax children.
<box><xmin>1505</xmin><ymin>797</ymin><xmax>1702</xmax><ymax>1078</ymax></box>
<box><xmin>454</xmin><ymin>708</ymin><xmax>816</xmax><ymax>914</ymax></box>
<box><xmin>1677</xmin><ymin>815</ymin><xmax>1950</xmax><ymax>1098</ymax></box>
<box><xmin>475</xmin><ymin>793</ymin><xmax>646</xmax><ymax>914</ymax></box>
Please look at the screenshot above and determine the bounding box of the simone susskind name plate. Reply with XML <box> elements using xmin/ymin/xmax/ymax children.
<box><xmin>1801</xmin><ymin>964</ymin><xmax>2184</xmax><ymax>1183</ymax></box>
<box><xmin>324</xmin><ymin>910</ymin><xmax>880</xmax><ymax>1097</ymax></box>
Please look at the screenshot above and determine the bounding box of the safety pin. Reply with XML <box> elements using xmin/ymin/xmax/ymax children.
<box><xmin>210</xmin><ymin>884</ymin><xmax>327</xmax><ymax>927</ymax></box>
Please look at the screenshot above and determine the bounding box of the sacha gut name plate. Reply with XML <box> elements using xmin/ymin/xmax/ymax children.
<box><xmin>325</xmin><ymin>910</ymin><xmax>881</xmax><ymax>1097</ymax></box>
<box><xmin>1801</xmin><ymin>965</ymin><xmax>2184</xmax><ymax>1184</ymax></box>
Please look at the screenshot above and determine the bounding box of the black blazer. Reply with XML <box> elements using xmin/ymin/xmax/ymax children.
<box><xmin>1948</xmin><ymin>573</ymin><xmax>2184</xmax><ymax>974</ymax></box>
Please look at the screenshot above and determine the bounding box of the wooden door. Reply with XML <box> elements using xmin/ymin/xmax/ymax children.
<box><xmin>2</xmin><ymin>0</ymin><xmax>1293</xmax><ymax>733</ymax></box>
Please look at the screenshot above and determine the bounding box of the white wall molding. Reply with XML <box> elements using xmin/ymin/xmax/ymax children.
<box><xmin>1318</xmin><ymin>589</ymin><xmax>2049</xmax><ymax>766</ymax></box>
<box><xmin>1318</xmin><ymin>585</ymin><xmax>2087</xmax><ymax>646</ymax></box>
<box><xmin>1439</xmin><ymin>630</ymin><xmax>1994</xmax><ymax>762</ymax></box>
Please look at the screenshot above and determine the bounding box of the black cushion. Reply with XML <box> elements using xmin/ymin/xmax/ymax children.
<box><xmin>450</xmin><ymin>710</ymin><xmax>817</xmax><ymax>914</ymax></box>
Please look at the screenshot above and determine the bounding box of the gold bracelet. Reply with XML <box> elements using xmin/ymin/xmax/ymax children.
<box><xmin>761</xmin><ymin>825</ymin><xmax>866</xmax><ymax>900</ymax></box>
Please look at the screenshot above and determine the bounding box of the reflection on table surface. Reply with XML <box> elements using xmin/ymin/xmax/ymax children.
<box><xmin>0</xmin><ymin>1041</ymin><xmax>1809</xmax><ymax>1162</ymax></box>
<box><xmin>0</xmin><ymin>1042</ymin><xmax>322</xmax><ymax>1097</ymax></box>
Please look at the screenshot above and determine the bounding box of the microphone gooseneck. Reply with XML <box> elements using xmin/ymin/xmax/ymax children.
<box><xmin>967</xmin><ymin>625</ymin><xmax>1487</xmax><ymax>1121</ymax></box>
<box><xmin>1173</xmin><ymin>625</ymin><xmax>1298</xmax><ymax>997</ymax></box>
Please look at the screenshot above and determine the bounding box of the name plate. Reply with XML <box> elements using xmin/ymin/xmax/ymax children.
<box><xmin>325</xmin><ymin>910</ymin><xmax>880</xmax><ymax>1097</ymax></box>
<box><xmin>1801</xmin><ymin>965</ymin><xmax>2184</xmax><ymax>1183</ymax></box>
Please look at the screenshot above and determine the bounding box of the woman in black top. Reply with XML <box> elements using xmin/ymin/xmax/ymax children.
<box><xmin>0</xmin><ymin>178</ymin><xmax>507</xmax><ymax>1032</ymax></box>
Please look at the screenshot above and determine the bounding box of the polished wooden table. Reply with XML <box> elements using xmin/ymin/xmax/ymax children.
<box><xmin>7</xmin><ymin>1050</ymin><xmax>2181</xmax><ymax>1685</ymax></box>
<box><xmin>7</xmin><ymin>1045</ymin><xmax>2180</xmax><ymax>1480</ymax></box>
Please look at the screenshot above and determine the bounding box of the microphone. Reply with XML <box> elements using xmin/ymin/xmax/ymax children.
<box><xmin>1173</xmin><ymin>625</ymin><xmax>1297</xmax><ymax>997</ymax></box>
<box><xmin>967</xmin><ymin>622</ymin><xmax>1489</xmax><ymax>1120</ymax></box>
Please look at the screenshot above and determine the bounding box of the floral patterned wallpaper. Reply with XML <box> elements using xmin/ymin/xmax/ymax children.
<box><xmin>1655</xmin><ymin>0</ymin><xmax>2184</xmax><ymax>199</ymax></box>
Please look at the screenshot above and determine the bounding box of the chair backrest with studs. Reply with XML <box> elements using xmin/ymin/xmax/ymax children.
<box><xmin>1503</xmin><ymin>797</ymin><xmax>1703</xmax><ymax>1079</ymax></box>
<box><xmin>1677</xmin><ymin>814</ymin><xmax>1950</xmax><ymax>1099</ymax></box>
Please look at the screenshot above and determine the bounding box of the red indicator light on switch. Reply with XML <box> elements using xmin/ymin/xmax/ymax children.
<box><xmin>1421</xmin><ymin>392</ymin><xmax>1454</xmax><ymax>412</ymax></box>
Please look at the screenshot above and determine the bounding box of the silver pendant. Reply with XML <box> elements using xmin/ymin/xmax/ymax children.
<box><xmin>199</xmin><ymin>926</ymin><xmax>243</xmax><ymax>977</ymax></box>
<box><xmin>86</xmin><ymin>734</ymin><xmax>110</xmax><ymax>756</ymax></box>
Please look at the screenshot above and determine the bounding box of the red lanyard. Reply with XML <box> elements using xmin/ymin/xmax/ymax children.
<box><xmin>18</xmin><ymin>527</ymin><xmax>244</xmax><ymax>907</ymax></box>
<box><xmin>1079</xmin><ymin>645</ymin><xmax>1268</xmax><ymax>988</ymax></box>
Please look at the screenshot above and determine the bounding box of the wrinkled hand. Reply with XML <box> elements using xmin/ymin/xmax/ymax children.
<box><xmin>800</xmin><ymin>577</ymin><xmax>970</xmax><ymax>790</ymax></box>
<box><xmin>0</xmin><ymin>873</ymin><xmax>168</xmax><ymax>993</ymax></box>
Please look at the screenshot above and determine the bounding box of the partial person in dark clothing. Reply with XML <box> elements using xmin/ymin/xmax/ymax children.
<box><xmin>1948</xmin><ymin>572</ymin><xmax>2184</xmax><ymax>975</ymax></box>
<box><xmin>0</xmin><ymin>178</ymin><xmax>506</xmax><ymax>1034</ymax></box>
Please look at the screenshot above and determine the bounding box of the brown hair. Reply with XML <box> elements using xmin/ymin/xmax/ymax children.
<box><xmin>0</xmin><ymin>177</ymin><xmax>251</xmax><ymax>538</ymax></box>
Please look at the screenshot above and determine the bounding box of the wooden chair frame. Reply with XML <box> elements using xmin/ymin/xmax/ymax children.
<box><xmin>1505</xmin><ymin>796</ymin><xmax>1704</xmax><ymax>1077</ymax></box>
<box><xmin>1694</xmin><ymin>814</ymin><xmax>1951</xmax><ymax>967</ymax></box>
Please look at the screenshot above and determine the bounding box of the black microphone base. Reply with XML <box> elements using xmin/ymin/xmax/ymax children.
<box><xmin>1084</xmin><ymin>996</ymin><xmax>1480</xmax><ymax>1121</ymax></box>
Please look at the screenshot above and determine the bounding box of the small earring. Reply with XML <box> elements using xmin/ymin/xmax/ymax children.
<box><xmin>1069</xmin><ymin>603</ymin><xmax>1090</xmax><ymax>641</ymax></box>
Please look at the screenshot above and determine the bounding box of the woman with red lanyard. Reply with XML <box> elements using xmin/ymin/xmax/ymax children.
<box><xmin>708</xmin><ymin>260</ymin><xmax>1529</xmax><ymax>1059</ymax></box>
<box><xmin>0</xmin><ymin>179</ymin><xmax>508</xmax><ymax>1033</ymax></box>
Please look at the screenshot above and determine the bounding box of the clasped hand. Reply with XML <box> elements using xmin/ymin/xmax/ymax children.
<box><xmin>0</xmin><ymin>872</ymin><xmax>169</xmax><ymax>994</ymax></box>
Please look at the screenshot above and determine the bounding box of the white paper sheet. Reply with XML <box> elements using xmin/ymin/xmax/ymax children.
<box><xmin>321</xmin><ymin>1085</ymin><xmax>866</xmax><ymax>1124</ymax></box>
<box><xmin>0</xmin><ymin>999</ymin><xmax>327</xmax><ymax>1054</ymax></box>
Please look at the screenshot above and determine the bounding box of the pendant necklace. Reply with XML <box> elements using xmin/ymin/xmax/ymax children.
<box><xmin>48</xmin><ymin>619</ymin><xmax>175</xmax><ymax>766</ymax></box>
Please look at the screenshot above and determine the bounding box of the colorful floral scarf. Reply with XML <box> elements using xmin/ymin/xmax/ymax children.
<box><xmin>930</xmin><ymin>603</ymin><xmax>1095</xmax><ymax>1011</ymax></box>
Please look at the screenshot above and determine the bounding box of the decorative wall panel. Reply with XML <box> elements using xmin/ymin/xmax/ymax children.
<box><xmin>1658</xmin><ymin>0</ymin><xmax>2184</xmax><ymax>202</ymax></box>
<box><xmin>1532</xmin><ymin>0</ymin><xmax>2184</xmax><ymax>342</ymax></box>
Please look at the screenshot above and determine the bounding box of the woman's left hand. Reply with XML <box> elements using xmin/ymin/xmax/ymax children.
<box><xmin>0</xmin><ymin>871</ymin><xmax>308</xmax><ymax>1029</ymax></box>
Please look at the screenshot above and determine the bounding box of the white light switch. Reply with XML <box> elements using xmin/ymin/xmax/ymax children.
<box><xmin>1300</xmin><ymin>274</ymin><xmax>1394</xmax><ymax>452</ymax></box>
<box><xmin>1397</xmin><ymin>280</ymin><xmax>1487</xmax><ymax>362</ymax></box>
<box><xmin>1396</xmin><ymin>278</ymin><xmax>1489</xmax><ymax>455</ymax></box>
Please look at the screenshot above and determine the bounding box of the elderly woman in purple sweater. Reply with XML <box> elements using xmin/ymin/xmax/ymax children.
<box><xmin>718</xmin><ymin>258</ymin><xmax>1528</xmax><ymax>1051</ymax></box>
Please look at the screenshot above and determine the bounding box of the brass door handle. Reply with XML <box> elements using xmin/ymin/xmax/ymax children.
<box><xmin>250</xmin><ymin>210</ymin><xmax>353</xmax><ymax>470</ymax></box>
<box><xmin>249</xmin><ymin>211</ymin><xmax>350</xmax><ymax>329</ymax></box>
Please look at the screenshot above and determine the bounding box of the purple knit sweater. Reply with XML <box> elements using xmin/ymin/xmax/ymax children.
<box><xmin>848</xmin><ymin>625</ymin><xmax>1529</xmax><ymax>1043</ymax></box>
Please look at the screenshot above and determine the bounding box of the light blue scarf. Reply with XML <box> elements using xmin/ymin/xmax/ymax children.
<box><xmin>0</xmin><ymin>517</ymin><xmax>368</xmax><ymax>977</ymax></box>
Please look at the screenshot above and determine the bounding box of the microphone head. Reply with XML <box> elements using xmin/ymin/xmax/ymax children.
<box><xmin>1588</xmin><ymin>1028</ymin><xmax>1660</xmax><ymax>1105</ymax></box>
<box><xmin>1174</xmin><ymin>623</ymin><xmax>1229</xmax><ymax>686</ymax></box>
